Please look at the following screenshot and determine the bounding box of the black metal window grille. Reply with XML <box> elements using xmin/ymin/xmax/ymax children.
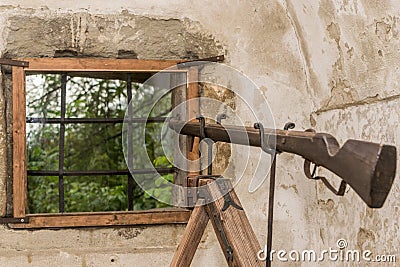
<box><xmin>26</xmin><ymin>73</ymin><xmax>175</xmax><ymax>213</ymax></box>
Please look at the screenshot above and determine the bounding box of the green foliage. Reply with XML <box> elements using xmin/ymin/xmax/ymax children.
<box><xmin>26</xmin><ymin>74</ymin><xmax>173</xmax><ymax>213</ymax></box>
<box><xmin>64</xmin><ymin>178</ymin><xmax>128</xmax><ymax>212</ymax></box>
<box><xmin>28</xmin><ymin>176</ymin><xmax>59</xmax><ymax>213</ymax></box>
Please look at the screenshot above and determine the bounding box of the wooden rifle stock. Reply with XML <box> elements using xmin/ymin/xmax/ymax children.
<box><xmin>169</xmin><ymin>119</ymin><xmax>397</xmax><ymax>208</ymax></box>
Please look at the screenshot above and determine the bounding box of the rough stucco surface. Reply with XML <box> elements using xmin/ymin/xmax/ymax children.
<box><xmin>0</xmin><ymin>0</ymin><xmax>399</xmax><ymax>266</ymax></box>
<box><xmin>2</xmin><ymin>12</ymin><xmax>222</xmax><ymax>58</ymax></box>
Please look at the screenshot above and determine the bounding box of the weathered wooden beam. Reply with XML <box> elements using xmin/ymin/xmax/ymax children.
<box><xmin>10</xmin><ymin>209</ymin><xmax>190</xmax><ymax>229</ymax></box>
<box><xmin>12</xmin><ymin>66</ymin><xmax>27</xmax><ymax>218</ymax></box>
<box><xmin>170</xmin><ymin>200</ymin><xmax>209</xmax><ymax>267</ymax></box>
<box><xmin>201</xmin><ymin>178</ymin><xmax>263</xmax><ymax>266</ymax></box>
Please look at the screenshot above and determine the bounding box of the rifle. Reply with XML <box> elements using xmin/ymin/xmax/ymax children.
<box><xmin>168</xmin><ymin>118</ymin><xmax>397</xmax><ymax>208</ymax></box>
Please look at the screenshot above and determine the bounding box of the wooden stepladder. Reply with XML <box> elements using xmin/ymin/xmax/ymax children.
<box><xmin>170</xmin><ymin>175</ymin><xmax>264</xmax><ymax>267</ymax></box>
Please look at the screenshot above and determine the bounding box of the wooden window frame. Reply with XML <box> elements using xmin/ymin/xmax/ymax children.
<box><xmin>10</xmin><ymin>58</ymin><xmax>199</xmax><ymax>229</ymax></box>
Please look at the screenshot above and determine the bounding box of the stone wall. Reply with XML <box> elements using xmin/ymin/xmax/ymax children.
<box><xmin>0</xmin><ymin>1</ymin><xmax>398</xmax><ymax>266</ymax></box>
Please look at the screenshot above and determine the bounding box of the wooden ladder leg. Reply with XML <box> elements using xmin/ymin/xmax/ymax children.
<box><xmin>203</xmin><ymin>179</ymin><xmax>264</xmax><ymax>267</ymax></box>
<box><xmin>170</xmin><ymin>199</ymin><xmax>209</xmax><ymax>267</ymax></box>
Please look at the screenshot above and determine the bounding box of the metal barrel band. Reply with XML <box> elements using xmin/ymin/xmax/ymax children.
<box><xmin>197</xmin><ymin>115</ymin><xmax>214</xmax><ymax>175</ymax></box>
<box><xmin>254</xmin><ymin>122</ymin><xmax>275</xmax><ymax>155</ymax></box>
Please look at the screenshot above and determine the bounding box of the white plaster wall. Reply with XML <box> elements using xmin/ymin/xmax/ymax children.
<box><xmin>0</xmin><ymin>0</ymin><xmax>398</xmax><ymax>266</ymax></box>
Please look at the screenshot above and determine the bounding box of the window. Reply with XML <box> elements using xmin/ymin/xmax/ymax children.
<box><xmin>9</xmin><ymin>58</ymin><xmax>201</xmax><ymax>228</ymax></box>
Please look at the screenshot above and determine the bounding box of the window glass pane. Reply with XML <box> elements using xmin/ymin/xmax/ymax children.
<box><xmin>125</xmin><ymin>90</ymin><xmax>173</xmax><ymax>170</ymax></box>
<box><xmin>27</xmin><ymin>176</ymin><xmax>59</xmax><ymax>214</ymax></box>
<box><xmin>132</xmin><ymin>173</ymin><xmax>173</xmax><ymax>210</ymax></box>
<box><xmin>26</xmin><ymin>124</ymin><xmax>59</xmax><ymax>170</ymax></box>
<box><xmin>64</xmin><ymin>176</ymin><xmax>127</xmax><ymax>212</ymax></box>
<box><xmin>66</xmin><ymin>77</ymin><xmax>127</xmax><ymax>118</ymax></box>
<box><xmin>26</xmin><ymin>74</ymin><xmax>62</xmax><ymax>118</ymax></box>
<box><xmin>129</xmin><ymin>73</ymin><xmax>173</xmax><ymax>118</ymax></box>
<box><xmin>148</xmin><ymin>89</ymin><xmax>172</xmax><ymax>117</ymax></box>
<box><xmin>123</xmin><ymin>121</ymin><xmax>172</xmax><ymax>170</ymax></box>
<box><xmin>64</xmin><ymin>123</ymin><xmax>125</xmax><ymax>171</ymax></box>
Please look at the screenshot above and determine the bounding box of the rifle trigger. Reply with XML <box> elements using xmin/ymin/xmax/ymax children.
<box><xmin>304</xmin><ymin>159</ymin><xmax>317</xmax><ymax>179</ymax></box>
